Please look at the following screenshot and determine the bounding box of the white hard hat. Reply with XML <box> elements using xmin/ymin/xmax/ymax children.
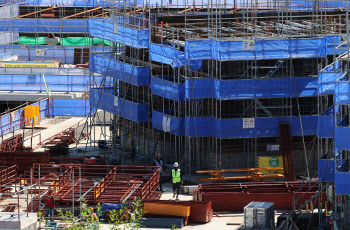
<box><xmin>174</xmin><ymin>162</ymin><xmax>179</xmax><ymax>167</ymax></box>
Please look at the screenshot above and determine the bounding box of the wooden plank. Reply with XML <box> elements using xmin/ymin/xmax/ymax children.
<box><xmin>16</xmin><ymin>6</ymin><xmax>57</xmax><ymax>18</ymax></box>
<box><xmin>63</xmin><ymin>7</ymin><xmax>102</xmax><ymax>19</ymax></box>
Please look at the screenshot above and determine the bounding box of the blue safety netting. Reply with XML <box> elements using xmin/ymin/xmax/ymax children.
<box><xmin>150</xmin><ymin>76</ymin><xmax>185</xmax><ymax>101</ymax></box>
<box><xmin>0</xmin><ymin>74</ymin><xmax>107</xmax><ymax>92</ymax></box>
<box><xmin>185</xmin><ymin>77</ymin><xmax>317</xmax><ymax>100</ymax></box>
<box><xmin>318</xmin><ymin>159</ymin><xmax>346</xmax><ymax>182</ymax></box>
<box><xmin>0</xmin><ymin>46</ymin><xmax>110</xmax><ymax>64</ymax></box>
<box><xmin>89</xmin><ymin>53</ymin><xmax>150</xmax><ymax>85</ymax></box>
<box><xmin>0</xmin><ymin>98</ymin><xmax>87</xmax><ymax>135</ymax></box>
<box><xmin>0</xmin><ymin>19</ymin><xmax>87</xmax><ymax>33</ymax></box>
<box><xmin>335</xmin><ymin>127</ymin><xmax>350</xmax><ymax>149</ymax></box>
<box><xmin>152</xmin><ymin>110</ymin><xmax>185</xmax><ymax>136</ymax></box>
<box><xmin>335</xmin><ymin>172</ymin><xmax>350</xmax><ymax>195</ymax></box>
<box><xmin>334</xmin><ymin>80</ymin><xmax>350</xmax><ymax>104</ymax></box>
<box><xmin>89</xmin><ymin>18</ymin><xmax>150</xmax><ymax>48</ymax></box>
<box><xmin>185</xmin><ymin>38</ymin><xmax>327</xmax><ymax>61</ymax></box>
<box><xmin>150</xmin><ymin>115</ymin><xmax>318</xmax><ymax>138</ymax></box>
<box><xmin>90</xmin><ymin>88</ymin><xmax>148</xmax><ymax>123</ymax></box>
<box><xmin>318</xmin><ymin>61</ymin><xmax>341</xmax><ymax>95</ymax></box>
<box><xmin>149</xmin><ymin>43</ymin><xmax>202</xmax><ymax>69</ymax></box>
<box><xmin>52</xmin><ymin>99</ymin><xmax>89</xmax><ymax>116</ymax></box>
<box><xmin>317</xmin><ymin>116</ymin><xmax>334</xmax><ymax>138</ymax></box>
<box><xmin>184</xmin><ymin>115</ymin><xmax>318</xmax><ymax>138</ymax></box>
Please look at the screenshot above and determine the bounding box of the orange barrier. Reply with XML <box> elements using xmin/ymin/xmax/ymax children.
<box><xmin>24</xmin><ymin>105</ymin><xmax>40</xmax><ymax>126</ymax></box>
<box><xmin>144</xmin><ymin>203</ymin><xmax>190</xmax><ymax>217</ymax></box>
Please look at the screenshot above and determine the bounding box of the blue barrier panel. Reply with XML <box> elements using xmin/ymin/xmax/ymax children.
<box><xmin>317</xmin><ymin>116</ymin><xmax>334</xmax><ymax>138</ymax></box>
<box><xmin>335</xmin><ymin>127</ymin><xmax>350</xmax><ymax>149</ymax></box>
<box><xmin>90</xmin><ymin>88</ymin><xmax>148</xmax><ymax>123</ymax></box>
<box><xmin>185</xmin><ymin>38</ymin><xmax>327</xmax><ymax>61</ymax></box>
<box><xmin>89</xmin><ymin>53</ymin><xmax>150</xmax><ymax>85</ymax></box>
<box><xmin>52</xmin><ymin>99</ymin><xmax>89</xmax><ymax>116</ymax></box>
<box><xmin>0</xmin><ymin>74</ymin><xmax>104</xmax><ymax>92</ymax></box>
<box><xmin>150</xmin><ymin>76</ymin><xmax>185</xmax><ymax>101</ymax></box>
<box><xmin>185</xmin><ymin>77</ymin><xmax>318</xmax><ymax>99</ymax></box>
<box><xmin>335</xmin><ymin>81</ymin><xmax>350</xmax><ymax>104</ymax></box>
<box><xmin>335</xmin><ymin>172</ymin><xmax>350</xmax><ymax>195</ymax></box>
<box><xmin>149</xmin><ymin>43</ymin><xmax>202</xmax><ymax>69</ymax></box>
<box><xmin>0</xmin><ymin>19</ymin><xmax>87</xmax><ymax>33</ymax></box>
<box><xmin>89</xmin><ymin>18</ymin><xmax>150</xmax><ymax>48</ymax></box>
<box><xmin>185</xmin><ymin>115</ymin><xmax>318</xmax><ymax>138</ymax></box>
<box><xmin>151</xmin><ymin>110</ymin><xmax>185</xmax><ymax>136</ymax></box>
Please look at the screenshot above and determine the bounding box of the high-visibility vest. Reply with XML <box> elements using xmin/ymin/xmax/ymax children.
<box><xmin>172</xmin><ymin>169</ymin><xmax>181</xmax><ymax>183</ymax></box>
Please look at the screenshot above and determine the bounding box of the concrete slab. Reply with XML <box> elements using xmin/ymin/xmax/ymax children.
<box><xmin>0</xmin><ymin>212</ymin><xmax>37</xmax><ymax>230</ymax></box>
<box><xmin>23</xmin><ymin>117</ymin><xmax>84</xmax><ymax>150</ymax></box>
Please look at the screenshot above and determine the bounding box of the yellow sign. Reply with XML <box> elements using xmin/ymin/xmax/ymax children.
<box><xmin>0</xmin><ymin>62</ymin><xmax>58</xmax><ymax>68</ymax></box>
<box><xmin>257</xmin><ymin>156</ymin><xmax>284</xmax><ymax>175</ymax></box>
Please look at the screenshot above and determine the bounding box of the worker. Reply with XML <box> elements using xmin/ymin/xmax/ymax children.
<box><xmin>152</xmin><ymin>153</ymin><xmax>168</xmax><ymax>191</ymax></box>
<box><xmin>171</xmin><ymin>162</ymin><xmax>182</xmax><ymax>200</ymax></box>
<box><xmin>44</xmin><ymin>188</ymin><xmax>55</xmax><ymax>221</ymax></box>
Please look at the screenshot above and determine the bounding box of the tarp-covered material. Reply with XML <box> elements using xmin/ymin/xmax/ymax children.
<box><xmin>90</xmin><ymin>53</ymin><xmax>150</xmax><ymax>86</ymax></box>
<box><xmin>185</xmin><ymin>38</ymin><xmax>327</xmax><ymax>61</ymax></box>
<box><xmin>90</xmin><ymin>88</ymin><xmax>148</xmax><ymax>123</ymax></box>
<box><xmin>335</xmin><ymin>172</ymin><xmax>350</xmax><ymax>195</ymax></box>
<box><xmin>150</xmin><ymin>76</ymin><xmax>185</xmax><ymax>101</ymax></box>
<box><xmin>185</xmin><ymin>77</ymin><xmax>318</xmax><ymax>99</ymax></box>
<box><xmin>89</xmin><ymin>18</ymin><xmax>150</xmax><ymax>48</ymax></box>
<box><xmin>0</xmin><ymin>19</ymin><xmax>87</xmax><ymax>33</ymax></box>
<box><xmin>152</xmin><ymin>110</ymin><xmax>185</xmax><ymax>136</ymax></box>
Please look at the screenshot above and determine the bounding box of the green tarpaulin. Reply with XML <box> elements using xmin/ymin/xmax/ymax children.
<box><xmin>14</xmin><ymin>36</ymin><xmax>121</xmax><ymax>46</ymax></box>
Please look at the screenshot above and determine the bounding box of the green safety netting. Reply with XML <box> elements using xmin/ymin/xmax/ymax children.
<box><xmin>14</xmin><ymin>36</ymin><xmax>122</xmax><ymax>46</ymax></box>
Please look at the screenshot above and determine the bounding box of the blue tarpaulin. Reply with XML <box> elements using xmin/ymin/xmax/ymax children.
<box><xmin>89</xmin><ymin>18</ymin><xmax>150</xmax><ymax>48</ymax></box>
<box><xmin>90</xmin><ymin>88</ymin><xmax>148</xmax><ymax>123</ymax></box>
<box><xmin>335</xmin><ymin>127</ymin><xmax>350</xmax><ymax>149</ymax></box>
<box><xmin>89</xmin><ymin>53</ymin><xmax>150</xmax><ymax>85</ymax></box>
<box><xmin>335</xmin><ymin>172</ymin><xmax>350</xmax><ymax>195</ymax></box>
<box><xmin>152</xmin><ymin>110</ymin><xmax>185</xmax><ymax>136</ymax></box>
<box><xmin>0</xmin><ymin>19</ymin><xmax>87</xmax><ymax>33</ymax></box>
<box><xmin>0</xmin><ymin>74</ymin><xmax>106</xmax><ymax>92</ymax></box>
<box><xmin>318</xmin><ymin>159</ymin><xmax>346</xmax><ymax>182</ymax></box>
<box><xmin>185</xmin><ymin>77</ymin><xmax>318</xmax><ymax>99</ymax></box>
<box><xmin>150</xmin><ymin>76</ymin><xmax>185</xmax><ymax>101</ymax></box>
<box><xmin>185</xmin><ymin>38</ymin><xmax>327</xmax><ymax>61</ymax></box>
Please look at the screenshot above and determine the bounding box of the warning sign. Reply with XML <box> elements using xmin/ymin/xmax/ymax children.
<box><xmin>243</xmin><ymin>118</ymin><xmax>255</xmax><ymax>129</ymax></box>
<box><xmin>36</xmin><ymin>49</ymin><xmax>45</xmax><ymax>56</ymax></box>
<box><xmin>257</xmin><ymin>156</ymin><xmax>284</xmax><ymax>175</ymax></box>
<box><xmin>243</xmin><ymin>40</ymin><xmax>255</xmax><ymax>50</ymax></box>
<box><xmin>114</xmin><ymin>23</ymin><xmax>118</xmax><ymax>33</ymax></box>
<box><xmin>114</xmin><ymin>96</ymin><xmax>119</xmax><ymax>107</ymax></box>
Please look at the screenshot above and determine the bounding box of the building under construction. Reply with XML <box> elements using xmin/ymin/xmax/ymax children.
<box><xmin>0</xmin><ymin>0</ymin><xmax>350</xmax><ymax>229</ymax></box>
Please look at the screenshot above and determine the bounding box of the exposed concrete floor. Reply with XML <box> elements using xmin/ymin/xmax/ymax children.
<box><xmin>23</xmin><ymin>117</ymin><xmax>84</xmax><ymax>151</ymax></box>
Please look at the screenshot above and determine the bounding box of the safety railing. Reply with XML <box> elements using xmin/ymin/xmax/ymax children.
<box><xmin>94</xmin><ymin>166</ymin><xmax>117</xmax><ymax>200</ymax></box>
<box><xmin>0</xmin><ymin>165</ymin><xmax>18</xmax><ymax>184</ymax></box>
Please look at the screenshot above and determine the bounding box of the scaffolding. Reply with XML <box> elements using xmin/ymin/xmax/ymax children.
<box><xmin>84</xmin><ymin>0</ymin><xmax>350</xmax><ymax>228</ymax></box>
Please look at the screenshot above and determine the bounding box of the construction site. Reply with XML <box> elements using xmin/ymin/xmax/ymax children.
<box><xmin>0</xmin><ymin>0</ymin><xmax>349</xmax><ymax>229</ymax></box>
